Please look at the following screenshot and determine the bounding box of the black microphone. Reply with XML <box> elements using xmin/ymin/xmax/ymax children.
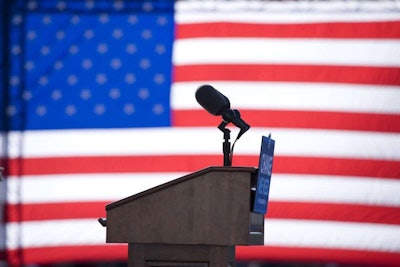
<box><xmin>195</xmin><ymin>84</ymin><xmax>230</xmax><ymax>116</ymax></box>
<box><xmin>195</xmin><ymin>85</ymin><xmax>250</xmax><ymax>138</ymax></box>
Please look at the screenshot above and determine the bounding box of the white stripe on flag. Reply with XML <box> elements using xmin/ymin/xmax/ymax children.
<box><xmin>171</xmin><ymin>82</ymin><xmax>400</xmax><ymax>114</ymax></box>
<box><xmin>176</xmin><ymin>11</ymin><xmax>400</xmax><ymax>24</ymax></box>
<box><xmin>5</xmin><ymin>219</ymin><xmax>400</xmax><ymax>252</ymax></box>
<box><xmin>269</xmin><ymin>174</ymin><xmax>400</xmax><ymax>207</ymax></box>
<box><xmin>5</xmin><ymin>173</ymin><xmax>400</xmax><ymax>206</ymax></box>
<box><xmin>264</xmin><ymin>219</ymin><xmax>400</xmax><ymax>252</ymax></box>
<box><xmin>173</xmin><ymin>38</ymin><xmax>400</xmax><ymax>66</ymax></box>
<box><xmin>5</xmin><ymin>129</ymin><xmax>400</xmax><ymax>160</ymax></box>
<box><xmin>6</xmin><ymin>173</ymin><xmax>181</xmax><ymax>203</ymax></box>
<box><xmin>6</xmin><ymin>219</ymin><xmax>105</xmax><ymax>249</ymax></box>
<box><xmin>176</xmin><ymin>0</ymin><xmax>400</xmax><ymax>22</ymax></box>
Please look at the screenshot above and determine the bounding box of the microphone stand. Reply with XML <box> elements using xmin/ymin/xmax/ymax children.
<box><xmin>218</xmin><ymin>121</ymin><xmax>231</xmax><ymax>167</ymax></box>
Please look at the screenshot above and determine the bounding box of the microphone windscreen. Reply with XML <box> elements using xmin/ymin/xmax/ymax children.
<box><xmin>195</xmin><ymin>85</ymin><xmax>230</xmax><ymax>116</ymax></box>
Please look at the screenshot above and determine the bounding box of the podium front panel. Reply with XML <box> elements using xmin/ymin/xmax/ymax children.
<box><xmin>106</xmin><ymin>167</ymin><xmax>259</xmax><ymax>246</ymax></box>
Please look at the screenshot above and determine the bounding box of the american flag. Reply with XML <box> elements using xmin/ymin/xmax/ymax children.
<box><xmin>1</xmin><ymin>0</ymin><xmax>400</xmax><ymax>266</ymax></box>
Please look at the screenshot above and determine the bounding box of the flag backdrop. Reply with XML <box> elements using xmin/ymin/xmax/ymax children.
<box><xmin>1</xmin><ymin>0</ymin><xmax>400</xmax><ymax>266</ymax></box>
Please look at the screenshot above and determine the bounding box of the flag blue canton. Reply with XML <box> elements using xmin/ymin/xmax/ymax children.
<box><xmin>0</xmin><ymin>0</ymin><xmax>8</xmax><ymax>132</ymax></box>
<box><xmin>5</xmin><ymin>0</ymin><xmax>174</xmax><ymax>130</ymax></box>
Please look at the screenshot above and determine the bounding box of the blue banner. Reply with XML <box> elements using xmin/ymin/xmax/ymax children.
<box><xmin>254</xmin><ymin>135</ymin><xmax>275</xmax><ymax>214</ymax></box>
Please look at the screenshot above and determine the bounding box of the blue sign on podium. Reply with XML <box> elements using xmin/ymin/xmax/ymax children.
<box><xmin>253</xmin><ymin>135</ymin><xmax>275</xmax><ymax>214</ymax></box>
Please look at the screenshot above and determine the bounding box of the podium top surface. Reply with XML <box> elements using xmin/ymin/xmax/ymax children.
<box><xmin>106</xmin><ymin>166</ymin><xmax>256</xmax><ymax>211</ymax></box>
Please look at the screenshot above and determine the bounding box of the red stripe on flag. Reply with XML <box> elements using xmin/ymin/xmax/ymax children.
<box><xmin>273</xmin><ymin>156</ymin><xmax>400</xmax><ymax>179</ymax></box>
<box><xmin>6</xmin><ymin>245</ymin><xmax>400</xmax><ymax>267</ymax></box>
<box><xmin>174</xmin><ymin>64</ymin><xmax>400</xmax><ymax>85</ymax></box>
<box><xmin>173</xmin><ymin>110</ymin><xmax>400</xmax><ymax>133</ymax></box>
<box><xmin>177</xmin><ymin>21</ymin><xmax>400</xmax><ymax>39</ymax></box>
<box><xmin>267</xmin><ymin>201</ymin><xmax>400</xmax><ymax>225</ymax></box>
<box><xmin>6</xmin><ymin>201</ymin><xmax>400</xmax><ymax>225</ymax></box>
<box><xmin>236</xmin><ymin>246</ymin><xmax>400</xmax><ymax>267</ymax></box>
<box><xmin>5</xmin><ymin>155</ymin><xmax>222</xmax><ymax>175</ymax></box>
<box><xmin>0</xmin><ymin>251</ymin><xmax>5</xmax><ymax>263</ymax></box>
<box><xmin>6</xmin><ymin>202</ymin><xmax>108</xmax><ymax>222</ymax></box>
<box><xmin>5</xmin><ymin>155</ymin><xmax>400</xmax><ymax>178</ymax></box>
<box><xmin>6</xmin><ymin>245</ymin><xmax>127</xmax><ymax>266</ymax></box>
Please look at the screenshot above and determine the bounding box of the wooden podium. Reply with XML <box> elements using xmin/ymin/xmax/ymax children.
<box><xmin>104</xmin><ymin>166</ymin><xmax>264</xmax><ymax>267</ymax></box>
